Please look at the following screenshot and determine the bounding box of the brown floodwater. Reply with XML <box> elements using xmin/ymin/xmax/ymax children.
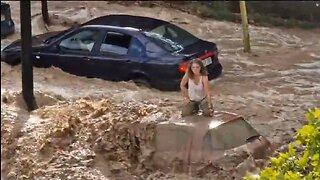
<box><xmin>1</xmin><ymin>1</ymin><xmax>320</xmax><ymax>179</ymax></box>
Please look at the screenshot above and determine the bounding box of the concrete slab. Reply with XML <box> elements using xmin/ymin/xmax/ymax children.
<box><xmin>151</xmin><ymin>111</ymin><xmax>270</xmax><ymax>173</ymax></box>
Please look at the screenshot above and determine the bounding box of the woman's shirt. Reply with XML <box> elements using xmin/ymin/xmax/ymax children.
<box><xmin>188</xmin><ymin>76</ymin><xmax>206</xmax><ymax>101</ymax></box>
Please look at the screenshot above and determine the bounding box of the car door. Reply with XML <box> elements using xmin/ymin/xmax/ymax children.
<box><xmin>89</xmin><ymin>31</ymin><xmax>146</xmax><ymax>81</ymax></box>
<box><xmin>55</xmin><ymin>27</ymin><xmax>104</xmax><ymax>77</ymax></box>
<box><xmin>37</xmin><ymin>27</ymin><xmax>103</xmax><ymax>77</ymax></box>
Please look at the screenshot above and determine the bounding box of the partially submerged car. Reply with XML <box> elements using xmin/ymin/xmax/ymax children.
<box><xmin>1</xmin><ymin>2</ymin><xmax>15</xmax><ymax>38</ymax></box>
<box><xmin>1</xmin><ymin>14</ymin><xmax>222</xmax><ymax>91</ymax></box>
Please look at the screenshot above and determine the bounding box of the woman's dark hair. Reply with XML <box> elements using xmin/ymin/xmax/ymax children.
<box><xmin>187</xmin><ymin>58</ymin><xmax>208</xmax><ymax>79</ymax></box>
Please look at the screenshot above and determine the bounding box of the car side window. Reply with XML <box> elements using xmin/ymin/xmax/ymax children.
<box><xmin>59</xmin><ymin>29</ymin><xmax>100</xmax><ymax>53</ymax></box>
<box><xmin>128</xmin><ymin>37</ymin><xmax>145</xmax><ymax>57</ymax></box>
<box><xmin>100</xmin><ymin>32</ymin><xmax>131</xmax><ymax>55</ymax></box>
<box><xmin>1</xmin><ymin>14</ymin><xmax>5</xmax><ymax>22</ymax></box>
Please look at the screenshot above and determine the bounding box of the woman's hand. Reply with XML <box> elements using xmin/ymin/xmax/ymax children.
<box><xmin>207</xmin><ymin>101</ymin><xmax>212</xmax><ymax>108</ymax></box>
<box><xmin>209</xmin><ymin>107</ymin><xmax>214</xmax><ymax>116</ymax></box>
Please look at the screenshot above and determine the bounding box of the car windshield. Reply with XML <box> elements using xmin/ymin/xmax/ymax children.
<box><xmin>143</xmin><ymin>23</ymin><xmax>199</xmax><ymax>52</ymax></box>
<box><xmin>44</xmin><ymin>28</ymin><xmax>74</xmax><ymax>44</ymax></box>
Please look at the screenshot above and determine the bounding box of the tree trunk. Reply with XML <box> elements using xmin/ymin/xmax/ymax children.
<box><xmin>41</xmin><ymin>0</ymin><xmax>50</xmax><ymax>25</ymax></box>
<box><xmin>20</xmin><ymin>0</ymin><xmax>37</xmax><ymax>111</ymax></box>
<box><xmin>240</xmin><ymin>1</ymin><xmax>251</xmax><ymax>53</ymax></box>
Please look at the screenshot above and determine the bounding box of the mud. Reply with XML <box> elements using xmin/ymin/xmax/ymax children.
<box><xmin>1</xmin><ymin>1</ymin><xmax>320</xmax><ymax>179</ymax></box>
<box><xmin>1</xmin><ymin>93</ymin><xmax>272</xmax><ymax>180</ymax></box>
<box><xmin>2</xmin><ymin>96</ymin><xmax>160</xmax><ymax>179</ymax></box>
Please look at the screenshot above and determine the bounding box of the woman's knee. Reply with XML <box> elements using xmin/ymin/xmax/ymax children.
<box><xmin>181</xmin><ymin>103</ymin><xmax>196</xmax><ymax>116</ymax></box>
<box><xmin>200</xmin><ymin>101</ymin><xmax>212</xmax><ymax>116</ymax></box>
<box><xmin>202</xmin><ymin>108</ymin><xmax>211</xmax><ymax>116</ymax></box>
<box><xmin>181</xmin><ymin>109</ymin><xmax>194</xmax><ymax>117</ymax></box>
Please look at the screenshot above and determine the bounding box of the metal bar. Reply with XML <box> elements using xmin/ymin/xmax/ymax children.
<box><xmin>20</xmin><ymin>0</ymin><xmax>37</xmax><ymax>111</ymax></box>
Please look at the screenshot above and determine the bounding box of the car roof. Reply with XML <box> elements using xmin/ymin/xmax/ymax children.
<box><xmin>81</xmin><ymin>25</ymin><xmax>141</xmax><ymax>32</ymax></box>
<box><xmin>81</xmin><ymin>14</ymin><xmax>168</xmax><ymax>31</ymax></box>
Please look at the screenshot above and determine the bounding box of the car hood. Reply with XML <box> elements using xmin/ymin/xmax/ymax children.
<box><xmin>3</xmin><ymin>31</ymin><xmax>62</xmax><ymax>50</ymax></box>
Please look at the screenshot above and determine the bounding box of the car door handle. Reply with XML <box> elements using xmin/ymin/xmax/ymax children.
<box><xmin>82</xmin><ymin>57</ymin><xmax>90</xmax><ymax>61</ymax></box>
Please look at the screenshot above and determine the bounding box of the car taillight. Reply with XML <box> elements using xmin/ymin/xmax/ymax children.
<box><xmin>179</xmin><ymin>62</ymin><xmax>188</xmax><ymax>72</ymax></box>
<box><xmin>199</xmin><ymin>50</ymin><xmax>217</xmax><ymax>59</ymax></box>
<box><xmin>178</xmin><ymin>50</ymin><xmax>218</xmax><ymax>73</ymax></box>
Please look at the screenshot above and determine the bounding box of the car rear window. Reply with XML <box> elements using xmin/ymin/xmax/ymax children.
<box><xmin>143</xmin><ymin>23</ymin><xmax>199</xmax><ymax>52</ymax></box>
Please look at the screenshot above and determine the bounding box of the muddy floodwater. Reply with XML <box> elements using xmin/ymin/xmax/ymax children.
<box><xmin>1</xmin><ymin>1</ymin><xmax>320</xmax><ymax>179</ymax></box>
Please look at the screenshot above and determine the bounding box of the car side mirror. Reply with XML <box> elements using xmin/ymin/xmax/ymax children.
<box><xmin>50</xmin><ymin>44</ymin><xmax>60</xmax><ymax>52</ymax></box>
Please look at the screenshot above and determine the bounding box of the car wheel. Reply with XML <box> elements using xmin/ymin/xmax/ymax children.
<box><xmin>5</xmin><ymin>58</ymin><xmax>21</xmax><ymax>66</ymax></box>
<box><xmin>133</xmin><ymin>78</ymin><xmax>152</xmax><ymax>88</ymax></box>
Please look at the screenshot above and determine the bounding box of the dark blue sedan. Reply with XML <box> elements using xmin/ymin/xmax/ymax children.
<box><xmin>1</xmin><ymin>14</ymin><xmax>222</xmax><ymax>91</ymax></box>
<box><xmin>1</xmin><ymin>2</ymin><xmax>15</xmax><ymax>37</ymax></box>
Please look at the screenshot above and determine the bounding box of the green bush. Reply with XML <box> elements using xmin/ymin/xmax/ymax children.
<box><xmin>184</xmin><ymin>1</ymin><xmax>236</xmax><ymax>22</ymax></box>
<box><xmin>176</xmin><ymin>1</ymin><xmax>320</xmax><ymax>29</ymax></box>
<box><xmin>244</xmin><ymin>108</ymin><xmax>320</xmax><ymax>180</ymax></box>
<box><xmin>250</xmin><ymin>13</ymin><xmax>320</xmax><ymax>29</ymax></box>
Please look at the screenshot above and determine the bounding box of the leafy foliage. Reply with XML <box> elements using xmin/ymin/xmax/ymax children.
<box><xmin>244</xmin><ymin>108</ymin><xmax>320</xmax><ymax>180</ymax></box>
<box><xmin>120</xmin><ymin>1</ymin><xmax>320</xmax><ymax>29</ymax></box>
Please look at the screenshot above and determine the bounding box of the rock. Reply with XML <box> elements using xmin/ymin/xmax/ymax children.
<box><xmin>2</xmin><ymin>96</ymin><xmax>8</xmax><ymax>103</ymax></box>
<box><xmin>196</xmin><ymin>162</ymin><xmax>221</xmax><ymax>177</ymax></box>
<box><xmin>110</xmin><ymin>162</ymin><xmax>126</xmax><ymax>174</ymax></box>
<box><xmin>291</xmin><ymin>127</ymin><xmax>297</xmax><ymax>133</ymax></box>
<box><xmin>272</xmin><ymin>135</ymin><xmax>282</xmax><ymax>145</ymax></box>
<box><xmin>146</xmin><ymin>171</ymin><xmax>166</xmax><ymax>180</ymax></box>
<box><xmin>246</xmin><ymin>136</ymin><xmax>273</xmax><ymax>160</ymax></box>
<box><xmin>255</xmin><ymin>159</ymin><xmax>267</xmax><ymax>169</ymax></box>
<box><xmin>234</xmin><ymin>156</ymin><xmax>256</xmax><ymax>180</ymax></box>
<box><xmin>294</xmin><ymin>144</ymin><xmax>304</xmax><ymax>153</ymax></box>
<box><xmin>278</xmin><ymin>144</ymin><xmax>288</xmax><ymax>153</ymax></box>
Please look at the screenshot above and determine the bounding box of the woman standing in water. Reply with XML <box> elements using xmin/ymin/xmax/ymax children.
<box><xmin>180</xmin><ymin>58</ymin><xmax>214</xmax><ymax>117</ymax></box>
